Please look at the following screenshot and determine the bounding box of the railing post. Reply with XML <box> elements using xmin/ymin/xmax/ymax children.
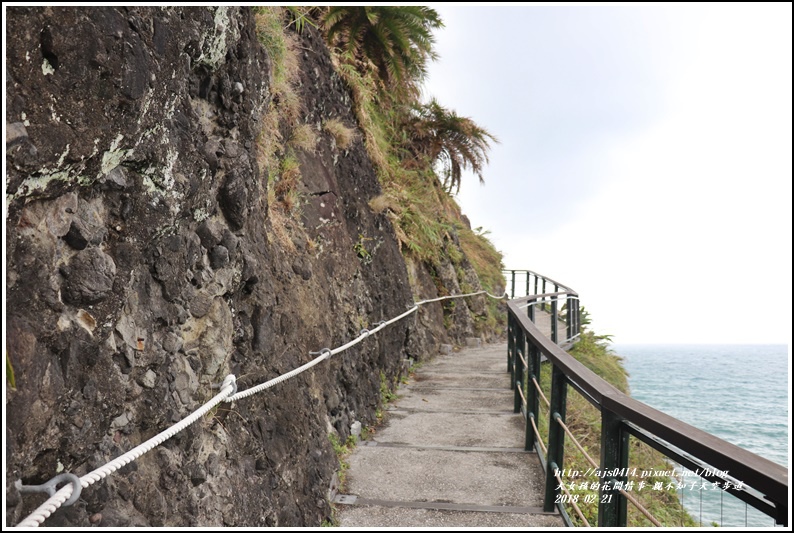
<box><xmin>599</xmin><ymin>409</ymin><xmax>629</xmax><ymax>527</ymax></box>
<box><xmin>525</xmin><ymin>271</ymin><xmax>530</xmax><ymax>298</ymax></box>
<box><xmin>507</xmin><ymin>312</ymin><xmax>515</xmax><ymax>374</ymax></box>
<box><xmin>775</xmin><ymin>501</ymin><xmax>788</xmax><ymax>526</ymax></box>
<box><xmin>544</xmin><ymin>365</ymin><xmax>568</xmax><ymax>512</ymax></box>
<box><xmin>514</xmin><ymin>327</ymin><xmax>525</xmax><ymax>414</ymax></box>
<box><xmin>526</xmin><ymin>340</ymin><xmax>540</xmax><ymax>452</ymax></box>
<box><xmin>574</xmin><ymin>297</ymin><xmax>580</xmax><ymax>337</ymax></box>
<box><xmin>541</xmin><ymin>278</ymin><xmax>547</xmax><ymax>311</ymax></box>
<box><xmin>511</xmin><ymin>270</ymin><xmax>516</xmax><ymax>300</ymax></box>
<box><xmin>534</xmin><ymin>274</ymin><xmax>539</xmax><ymax>297</ymax></box>
<box><xmin>551</xmin><ymin>296</ymin><xmax>558</xmax><ymax>344</ymax></box>
<box><xmin>566</xmin><ymin>295</ymin><xmax>572</xmax><ymax>343</ymax></box>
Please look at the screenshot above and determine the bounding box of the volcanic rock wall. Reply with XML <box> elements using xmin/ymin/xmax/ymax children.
<box><xmin>5</xmin><ymin>7</ymin><xmax>494</xmax><ymax>526</ymax></box>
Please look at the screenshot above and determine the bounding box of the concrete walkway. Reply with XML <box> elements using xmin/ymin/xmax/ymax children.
<box><xmin>334</xmin><ymin>341</ymin><xmax>564</xmax><ymax>527</ymax></box>
<box><xmin>531</xmin><ymin>304</ymin><xmax>569</xmax><ymax>344</ymax></box>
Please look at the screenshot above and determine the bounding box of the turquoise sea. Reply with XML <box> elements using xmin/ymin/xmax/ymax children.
<box><xmin>614</xmin><ymin>344</ymin><xmax>790</xmax><ymax>527</ymax></box>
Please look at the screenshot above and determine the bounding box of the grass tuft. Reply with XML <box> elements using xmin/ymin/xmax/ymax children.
<box><xmin>324</xmin><ymin>118</ymin><xmax>358</xmax><ymax>150</ymax></box>
<box><xmin>290</xmin><ymin>123</ymin><xmax>319</xmax><ymax>153</ymax></box>
<box><xmin>6</xmin><ymin>354</ymin><xmax>16</xmax><ymax>389</ymax></box>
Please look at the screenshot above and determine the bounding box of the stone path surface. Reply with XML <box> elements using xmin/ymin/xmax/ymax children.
<box><xmin>334</xmin><ymin>340</ymin><xmax>565</xmax><ymax>527</ymax></box>
<box><xmin>531</xmin><ymin>304</ymin><xmax>570</xmax><ymax>343</ymax></box>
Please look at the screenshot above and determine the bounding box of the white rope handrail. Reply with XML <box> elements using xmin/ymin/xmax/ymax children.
<box><xmin>225</xmin><ymin>305</ymin><xmax>420</xmax><ymax>402</ymax></box>
<box><xmin>415</xmin><ymin>290</ymin><xmax>507</xmax><ymax>305</ymax></box>
<box><xmin>16</xmin><ymin>289</ymin><xmax>505</xmax><ymax>527</ymax></box>
<box><xmin>17</xmin><ymin>377</ymin><xmax>237</xmax><ymax>527</ymax></box>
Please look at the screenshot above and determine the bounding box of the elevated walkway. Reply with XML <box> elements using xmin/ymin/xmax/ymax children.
<box><xmin>334</xmin><ymin>340</ymin><xmax>565</xmax><ymax>527</ymax></box>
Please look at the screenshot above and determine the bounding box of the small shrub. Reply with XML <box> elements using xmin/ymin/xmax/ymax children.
<box><xmin>328</xmin><ymin>433</ymin><xmax>355</xmax><ymax>489</ymax></box>
<box><xmin>274</xmin><ymin>156</ymin><xmax>301</xmax><ymax>198</ymax></box>
<box><xmin>379</xmin><ymin>371</ymin><xmax>398</xmax><ymax>403</ymax></box>
<box><xmin>353</xmin><ymin>234</ymin><xmax>373</xmax><ymax>265</ymax></box>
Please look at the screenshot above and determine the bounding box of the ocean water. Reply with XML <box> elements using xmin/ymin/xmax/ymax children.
<box><xmin>614</xmin><ymin>344</ymin><xmax>790</xmax><ymax>527</ymax></box>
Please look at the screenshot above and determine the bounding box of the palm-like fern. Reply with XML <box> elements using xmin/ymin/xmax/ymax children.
<box><xmin>324</xmin><ymin>6</ymin><xmax>443</xmax><ymax>91</ymax></box>
<box><xmin>408</xmin><ymin>99</ymin><xmax>499</xmax><ymax>194</ymax></box>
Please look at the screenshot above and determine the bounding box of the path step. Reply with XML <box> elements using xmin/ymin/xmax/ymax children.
<box><xmin>336</xmin><ymin>504</ymin><xmax>564</xmax><ymax>528</ymax></box>
<box><xmin>335</xmin><ymin>341</ymin><xmax>564</xmax><ymax>528</ymax></box>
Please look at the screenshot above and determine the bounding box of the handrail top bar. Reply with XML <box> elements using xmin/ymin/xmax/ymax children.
<box><xmin>512</xmin><ymin>303</ymin><xmax>614</xmax><ymax>400</ymax></box>
<box><xmin>606</xmin><ymin>392</ymin><xmax>788</xmax><ymax>501</ymax></box>
<box><xmin>503</xmin><ymin>268</ymin><xmax>575</xmax><ymax>293</ymax></box>
<box><xmin>508</xmin><ymin>299</ymin><xmax>788</xmax><ymax>503</ymax></box>
<box><xmin>511</xmin><ymin>291</ymin><xmax>578</xmax><ymax>304</ymax></box>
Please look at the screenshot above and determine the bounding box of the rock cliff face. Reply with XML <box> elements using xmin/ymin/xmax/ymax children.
<box><xmin>5</xmin><ymin>7</ymin><xmax>497</xmax><ymax>526</ymax></box>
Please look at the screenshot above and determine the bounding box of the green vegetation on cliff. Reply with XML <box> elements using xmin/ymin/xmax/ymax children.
<box><xmin>254</xmin><ymin>6</ymin><xmax>506</xmax><ymax>336</ymax></box>
<box><xmin>251</xmin><ymin>8</ymin><xmax>695</xmax><ymax>526</ymax></box>
<box><xmin>323</xmin><ymin>6</ymin><xmax>505</xmax><ymax>336</ymax></box>
<box><xmin>251</xmin><ymin>10</ymin><xmax>694</xmax><ymax>526</ymax></box>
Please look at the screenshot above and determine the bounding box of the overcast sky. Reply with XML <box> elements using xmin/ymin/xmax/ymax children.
<box><xmin>423</xmin><ymin>4</ymin><xmax>792</xmax><ymax>345</ymax></box>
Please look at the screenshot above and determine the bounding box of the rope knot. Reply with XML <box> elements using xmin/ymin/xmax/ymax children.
<box><xmin>220</xmin><ymin>374</ymin><xmax>237</xmax><ymax>397</ymax></box>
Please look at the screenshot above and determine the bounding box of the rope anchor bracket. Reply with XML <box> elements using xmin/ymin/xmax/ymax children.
<box><xmin>15</xmin><ymin>473</ymin><xmax>83</xmax><ymax>507</ymax></box>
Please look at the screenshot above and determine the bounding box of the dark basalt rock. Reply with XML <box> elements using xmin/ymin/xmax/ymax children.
<box><xmin>196</xmin><ymin>219</ymin><xmax>224</xmax><ymax>249</ymax></box>
<box><xmin>218</xmin><ymin>170</ymin><xmax>249</xmax><ymax>230</ymax></box>
<box><xmin>209</xmin><ymin>245</ymin><xmax>229</xmax><ymax>269</ymax></box>
<box><xmin>60</xmin><ymin>247</ymin><xmax>117</xmax><ymax>304</ymax></box>
<box><xmin>4</xmin><ymin>6</ymin><xmax>497</xmax><ymax>529</ymax></box>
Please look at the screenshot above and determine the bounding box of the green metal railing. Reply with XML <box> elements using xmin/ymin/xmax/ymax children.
<box><xmin>504</xmin><ymin>270</ymin><xmax>788</xmax><ymax>527</ymax></box>
<box><xmin>503</xmin><ymin>269</ymin><xmax>576</xmax><ymax>315</ymax></box>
